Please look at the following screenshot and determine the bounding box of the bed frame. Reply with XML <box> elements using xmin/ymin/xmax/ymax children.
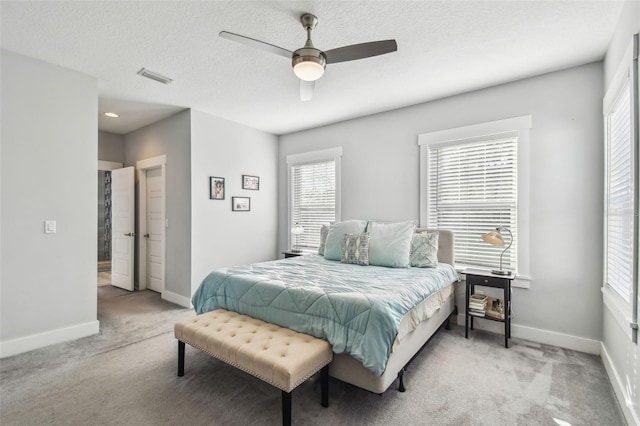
<box><xmin>328</xmin><ymin>228</ymin><xmax>457</xmax><ymax>394</ymax></box>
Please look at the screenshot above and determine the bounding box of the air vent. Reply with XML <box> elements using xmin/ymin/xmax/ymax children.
<box><xmin>137</xmin><ymin>68</ymin><xmax>173</xmax><ymax>85</ymax></box>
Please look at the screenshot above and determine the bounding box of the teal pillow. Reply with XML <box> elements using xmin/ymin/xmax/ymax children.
<box><xmin>323</xmin><ymin>220</ymin><xmax>368</xmax><ymax>261</ymax></box>
<box><xmin>411</xmin><ymin>231</ymin><xmax>439</xmax><ymax>268</ymax></box>
<box><xmin>368</xmin><ymin>221</ymin><xmax>417</xmax><ymax>268</ymax></box>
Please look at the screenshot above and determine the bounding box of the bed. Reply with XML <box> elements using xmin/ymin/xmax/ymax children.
<box><xmin>191</xmin><ymin>227</ymin><xmax>459</xmax><ymax>394</ymax></box>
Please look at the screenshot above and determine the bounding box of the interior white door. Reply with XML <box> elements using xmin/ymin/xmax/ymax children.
<box><xmin>145</xmin><ymin>168</ymin><xmax>164</xmax><ymax>293</ymax></box>
<box><xmin>111</xmin><ymin>167</ymin><xmax>135</xmax><ymax>291</ymax></box>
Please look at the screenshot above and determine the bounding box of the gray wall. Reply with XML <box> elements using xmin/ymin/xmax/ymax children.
<box><xmin>98</xmin><ymin>131</ymin><xmax>124</xmax><ymax>163</ymax></box>
<box><xmin>0</xmin><ymin>50</ymin><xmax>98</xmax><ymax>355</ymax></box>
<box><xmin>601</xmin><ymin>1</ymin><xmax>640</xmax><ymax>423</ymax></box>
<box><xmin>279</xmin><ymin>62</ymin><xmax>604</xmax><ymax>343</ymax></box>
<box><xmin>190</xmin><ymin>110</ymin><xmax>278</xmax><ymax>295</ymax></box>
<box><xmin>124</xmin><ymin>110</ymin><xmax>191</xmax><ymax>299</ymax></box>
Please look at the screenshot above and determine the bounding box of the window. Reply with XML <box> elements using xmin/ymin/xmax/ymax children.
<box><xmin>428</xmin><ymin>137</ymin><xmax>517</xmax><ymax>270</ymax></box>
<box><xmin>287</xmin><ymin>148</ymin><xmax>342</xmax><ymax>251</ymax></box>
<box><xmin>419</xmin><ymin>116</ymin><xmax>531</xmax><ymax>276</ymax></box>
<box><xmin>604</xmin><ymin>78</ymin><xmax>634</xmax><ymax>303</ymax></box>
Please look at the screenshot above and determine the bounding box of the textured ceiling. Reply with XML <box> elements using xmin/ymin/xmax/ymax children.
<box><xmin>0</xmin><ymin>1</ymin><xmax>624</xmax><ymax>135</ymax></box>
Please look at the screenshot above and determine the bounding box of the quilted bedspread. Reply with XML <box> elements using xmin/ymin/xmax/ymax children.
<box><xmin>191</xmin><ymin>254</ymin><xmax>459</xmax><ymax>376</ymax></box>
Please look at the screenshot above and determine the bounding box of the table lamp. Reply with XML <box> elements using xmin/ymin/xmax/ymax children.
<box><xmin>291</xmin><ymin>223</ymin><xmax>305</xmax><ymax>253</ymax></box>
<box><xmin>481</xmin><ymin>227</ymin><xmax>513</xmax><ymax>275</ymax></box>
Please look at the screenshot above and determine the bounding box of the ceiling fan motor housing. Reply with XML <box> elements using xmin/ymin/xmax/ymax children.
<box><xmin>292</xmin><ymin>48</ymin><xmax>326</xmax><ymax>81</ymax></box>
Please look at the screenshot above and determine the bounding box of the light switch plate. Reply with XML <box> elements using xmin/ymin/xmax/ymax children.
<box><xmin>45</xmin><ymin>220</ymin><xmax>56</xmax><ymax>234</ymax></box>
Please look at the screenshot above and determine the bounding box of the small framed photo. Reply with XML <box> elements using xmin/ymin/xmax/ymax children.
<box><xmin>242</xmin><ymin>175</ymin><xmax>260</xmax><ymax>190</ymax></box>
<box><xmin>232</xmin><ymin>196</ymin><xmax>251</xmax><ymax>212</ymax></box>
<box><xmin>209</xmin><ymin>177</ymin><xmax>225</xmax><ymax>200</ymax></box>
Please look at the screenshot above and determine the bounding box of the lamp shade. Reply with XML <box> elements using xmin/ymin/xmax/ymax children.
<box><xmin>291</xmin><ymin>224</ymin><xmax>305</xmax><ymax>235</ymax></box>
<box><xmin>482</xmin><ymin>230</ymin><xmax>505</xmax><ymax>246</ymax></box>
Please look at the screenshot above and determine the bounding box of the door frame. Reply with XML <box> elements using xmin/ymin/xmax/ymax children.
<box><xmin>136</xmin><ymin>155</ymin><xmax>167</xmax><ymax>292</ymax></box>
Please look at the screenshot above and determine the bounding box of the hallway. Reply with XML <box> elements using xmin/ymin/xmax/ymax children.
<box><xmin>98</xmin><ymin>271</ymin><xmax>111</xmax><ymax>286</ymax></box>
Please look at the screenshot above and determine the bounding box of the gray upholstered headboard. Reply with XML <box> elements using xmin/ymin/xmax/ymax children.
<box><xmin>416</xmin><ymin>228</ymin><xmax>454</xmax><ymax>266</ymax></box>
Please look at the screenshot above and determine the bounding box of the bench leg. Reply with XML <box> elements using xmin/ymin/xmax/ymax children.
<box><xmin>281</xmin><ymin>390</ymin><xmax>291</xmax><ymax>426</ymax></box>
<box><xmin>178</xmin><ymin>341</ymin><xmax>185</xmax><ymax>377</ymax></box>
<box><xmin>321</xmin><ymin>365</ymin><xmax>329</xmax><ymax>407</ymax></box>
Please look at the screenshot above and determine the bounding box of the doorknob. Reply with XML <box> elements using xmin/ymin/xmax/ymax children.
<box><xmin>144</xmin><ymin>234</ymin><xmax>150</xmax><ymax>238</ymax></box>
<box><xmin>124</xmin><ymin>232</ymin><xmax>136</xmax><ymax>237</ymax></box>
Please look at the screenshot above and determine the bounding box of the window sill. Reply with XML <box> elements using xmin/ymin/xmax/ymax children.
<box><xmin>299</xmin><ymin>249</ymin><xmax>318</xmax><ymax>255</ymax></box>
<box><xmin>601</xmin><ymin>286</ymin><xmax>635</xmax><ymax>341</ymax></box>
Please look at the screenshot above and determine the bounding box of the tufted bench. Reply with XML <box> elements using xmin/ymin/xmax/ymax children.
<box><xmin>174</xmin><ymin>309</ymin><xmax>333</xmax><ymax>426</ymax></box>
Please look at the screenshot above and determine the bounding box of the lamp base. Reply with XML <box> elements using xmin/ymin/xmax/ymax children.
<box><xmin>491</xmin><ymin>269</ymin><xmax>511</xmax><ymax>276</ymax></box>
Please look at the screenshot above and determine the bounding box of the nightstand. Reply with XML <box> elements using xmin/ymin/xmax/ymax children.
<box><xmin>464</xmin><ymin>269</ymin><xmax>515</xmax><ymax>348</ymax></box>
<box><xmin>282</xmin><ymin>251</ymin><xmax>303</xmax><ymax>259</ymax></box>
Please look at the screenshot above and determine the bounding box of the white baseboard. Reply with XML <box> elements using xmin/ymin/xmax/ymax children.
<box><xmin>0</xmin><ymin>320</ymin><xmax>100</xmax><ymax>359</ymax></box>
<box><xmin>162</xmin><ymin>290</ymin><xmax>192</xmax><ymax>308</ymax></box>
<box><xmin>456</xmin><ymin>314</ymin><xmax>600</xmax><ymax>354</ymax></box>
<box><xmin>601</xmin><ymin>343</ymin><xmax>640</xmax><ymax>426</ymax></box>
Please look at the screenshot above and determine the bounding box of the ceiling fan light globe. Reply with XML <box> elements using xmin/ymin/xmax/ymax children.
<box><xmin>292</xmin><ymin>48</ymin><xmax>326</xmax><ymax>82</ymax></box>
<box><xmin>294</xmin><ymin>60</ymin><xmax>325</xmax><ymax>81</ymax></box>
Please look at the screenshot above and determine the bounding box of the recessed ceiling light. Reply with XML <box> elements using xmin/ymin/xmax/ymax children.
<box><xmin>104</xmin><ymin>112</ymin><xmax>119</xmax><ymax>118</ymax></box>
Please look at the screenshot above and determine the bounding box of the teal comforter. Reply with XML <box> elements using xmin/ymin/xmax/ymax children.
<box><xmin>191</xmin><ymin>254</ymin><xmax>459</xmax><ymax>376</ymax></box>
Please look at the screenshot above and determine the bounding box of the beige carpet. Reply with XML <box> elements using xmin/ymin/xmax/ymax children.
<box><xmin>98</xmin><ymin>271</ymin><xmax>111</xmax><ymax>286</ymax></box>
<box><xmin>0</xmin><ymin>288</ymin><xmax>626</xmax><ymax>425</ymax></box>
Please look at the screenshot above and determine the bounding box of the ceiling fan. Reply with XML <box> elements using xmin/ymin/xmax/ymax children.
<box><xmin>220</xmin><ymin>13</ymin><xmax>397</xmax><ymax>101</ymax></box>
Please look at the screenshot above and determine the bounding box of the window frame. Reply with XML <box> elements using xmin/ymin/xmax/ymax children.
<box><xmin>419</xmin><ymin>115</ymin><xmax>532</xmax><ymax>284</ymax></box>
<box><xmin>286</xmin><ymin>147</ymin><xmax>342</xmax><ymax>252</ymax></box>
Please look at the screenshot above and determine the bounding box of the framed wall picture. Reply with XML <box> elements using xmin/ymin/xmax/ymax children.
<box><xmin>210</xmin><ymin>177</ymin><xmax>225</xmax><ymax>200</ymax></box>
<box><xmin>232</xmin><ymin>196</ymin><xmax>250</xmax><ymax>211</ymax></box>
<box><xmin>242</xmin><ymin>175</ymin><xmax>260</xmax><ymax>190</ymax></box>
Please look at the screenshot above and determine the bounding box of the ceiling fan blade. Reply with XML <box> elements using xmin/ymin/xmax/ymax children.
<box><xmin>323</xmin><ymin>40</ymin><xmax>397</xmax><ymax>64</ymax></box>
<box><xmin>219</xmin><ymin>31</ymin><xmax>293</xmax><ymax>59</ymax></box>
<box><xmin>300</xmin><ymin>80</ymin><xmax>315</xmax><ymax>102</ymax></box>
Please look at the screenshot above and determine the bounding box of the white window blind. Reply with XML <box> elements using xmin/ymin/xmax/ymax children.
<box><xmin>428</xmin><ymin>137</ymin><xmax>518</xmax><ymax>270</ymax></box>
<box><xmin>291</xmin><ymin>160</ymin><xmax>336</xmax><ymax>250</ymax></box>
<box><xmin>604</xmin><ymin>79</ymin><xmax>634</xmax><ymax>303</ymax></box>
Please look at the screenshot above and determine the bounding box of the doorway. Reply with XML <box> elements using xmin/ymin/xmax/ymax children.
<box><xmin>97</xmin><ymin>160</ymin><xmax>123</xmax><ymax>287</ymax></box>
<box><xmin>98</xmin><ymin>169</ymin><xmax>111</xmax><ymax>285</ymax></box>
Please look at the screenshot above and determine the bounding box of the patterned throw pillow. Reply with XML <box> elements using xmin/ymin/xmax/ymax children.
<box><xmin>411</xmin><ymin>232</ymin><xmax>439</xmax><ymax>268</ymax></box>
<box><xmin>318</xmin><ymin>225</ymin><xmax>330</xmax><ymax>255</ymax></box>
<box><xmin>341</xmin><ymin>232</ymin><xmax>370</xmax><ymax>266</ymax></box>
